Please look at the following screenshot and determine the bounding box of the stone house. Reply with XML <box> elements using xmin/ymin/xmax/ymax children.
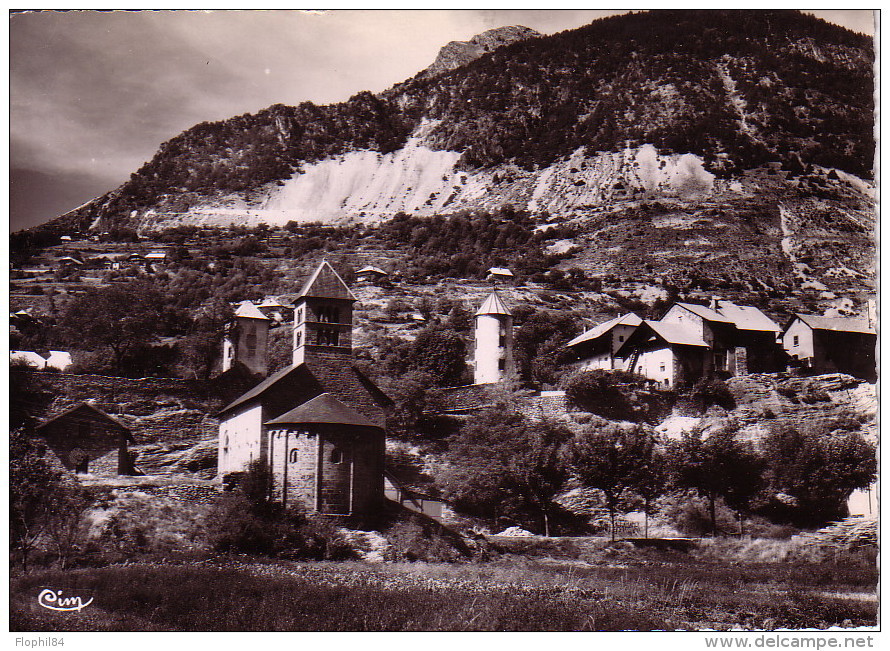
<box><xmin>218</xmin><ymin>260</ymin><xmax>391</xmax><ymax>515</ymax></box>
<box><xmin>782</xmin><ymin>314</ymin><xmax>877</xmax><ymax>381</ymax></box>
<box><xmin>36</xmin><ymin>402</ymin><xmax>135</xmax><ymax>475</ymax></box>
<box><xmin>355</xmin><ymin>266</ymin><xmax>389</xmax><ymax>283</ymax></box>
<box><xmin>566</xmin><ymin>313</ymin><xmax>642</xmax><ymax>371</ymax></box>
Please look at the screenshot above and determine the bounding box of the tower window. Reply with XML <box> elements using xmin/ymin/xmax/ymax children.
<box><xmin>498</xmin><ymin>359</ymin><xmax>506</xmax><ymax>371</ymax></box>
<box><xmin>330</xmin><ymin>448</ymin><xmax>344</xmax><ymax>464</ymax></box>
<box><xmin>317</xmin><ymin>328</ymin><xmax>340</xmax><ymax>346</ymax></box>
<box><xmin>297</xmin><ymin>308</ymin><xmax>303</xmax><ymax>323</ymax></box>
<box><xmin>245</xmin><ymin>332</ymin><xmax>257</xmax><ymax>355</ymax></box>
<box><xmin>317</xmin><ymin>305</ymin><xmax>341</xmax><ymax>323</ymax></box>
<box><xmin>289</xmin><ymin>448</ymin><xmax>299</xmax><ymax>464</ymax></box>
<box><xmin>499</xmin><ymin>332</ymin><xmax>506</xmax><ymax>347</ymax></box>
<box><xmin>295</xmin><ymin>331</ymin><xmax>302</xmax><ymax>347</ymax></box>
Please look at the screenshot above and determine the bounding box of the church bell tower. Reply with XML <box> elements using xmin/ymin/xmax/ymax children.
<box><xmin>293</xmin><ymin>260</ymin><xmax>357</xmax><ymax>366</ymax></box>
<box><xmin>473</xmin><ymin>291</ymin><xmax>514</xmax><ymax>384</ymax></box>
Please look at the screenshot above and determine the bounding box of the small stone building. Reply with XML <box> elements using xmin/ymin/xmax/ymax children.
<box><xmin>616</xmin><ymin>320</ymin><xmax>711</xmax><ymax>388</ymax></box>
<box><xmin>35</xmin><ymin>402</ymin><xmax>135</xmax><ymax>475</ymax></box>
<box><xmin>265</xmin><ymin>393</ymin><xmax>385</xmax><ymax>515</ymax></box>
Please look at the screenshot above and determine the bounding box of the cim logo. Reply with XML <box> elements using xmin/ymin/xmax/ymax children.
<box><xmin>37</xmin><ymin>589</ymin><xmax>93</xmax><ymax>612</ymax></box>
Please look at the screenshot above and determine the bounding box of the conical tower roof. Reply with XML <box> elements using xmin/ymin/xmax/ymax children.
<box><xmin>234</xmin><ymin>301</ymin><xmax>270</xmax><ymax>320</ymax></box>
<box><xmin>475</xmin><ymin>291</ymin><xmax>512</xmax><ymax>317</ymax></box>
<box><xmin>298</xmin><ymin>259</ymin><xmax>357</xmax><ymax>301</ymax></box>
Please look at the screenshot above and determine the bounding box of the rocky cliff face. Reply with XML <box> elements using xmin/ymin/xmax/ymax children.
<box><xmin>421</xmin><ymin>25</ymin><xmax>541</xmax><ymax>78</ymax></box>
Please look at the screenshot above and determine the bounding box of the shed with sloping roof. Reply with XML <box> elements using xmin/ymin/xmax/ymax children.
<box><xmin>36</xmin><ymin>402</ymin><xmax>136</xmax><ymax>476</ymax></box>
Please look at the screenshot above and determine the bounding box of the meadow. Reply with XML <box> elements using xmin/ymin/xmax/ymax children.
<box><xmin>10</xmin><ymin>541</ymin><xmax>877</xmax><ymax>632</ymax></box>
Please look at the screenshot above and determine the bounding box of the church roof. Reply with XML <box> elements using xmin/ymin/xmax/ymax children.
<box><xmin>475</xmin><ymin>291</ymin><xmax>511</xmax><ymax>316</ymax></box>
<box><xmin>567</xmin><ymin>313</ymin><xmax>642</xmax><ymax>347</ymax></box>
<box><xmin>234</xmin><ymin>301</ymin><xmax>270</xmax><ymax>320</ymax></box>
<box><xmin>266</xmin><ymin>393</ymin><xmax>382</xmax><ymax>429</ymax></box>
<box><xmin>298</xmin><ymin>260</ymin><xmax>357</xmax><ymax>301</ymax></box>
<box><xmin>218</xmin><ymin>358</ymin><xmax>392</xmax><ymax>422</ymax></box>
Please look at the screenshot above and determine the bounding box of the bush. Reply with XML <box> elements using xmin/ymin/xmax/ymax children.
<box><xmin>688</xmin><ymin>378</ymin><xmax>735</xmax><ymax>412</ymax></box>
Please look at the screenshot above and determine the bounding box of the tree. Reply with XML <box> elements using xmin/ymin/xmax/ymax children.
<box><xmin>762</xmin><ymin>424</ymin><xmax>876</xmax><ymax>526</ymax></box>
<box><xmin>405</xmin><ymin>326</ymin><xmax>468</xmax><ymax>387</ymax></box>
<box><xmin>566</xmin><ymin>424</ymin><xmax>655</xmax><ymax>540</ymax></box>
<box><xmin>513</xmin><ymin>309</ymin><xmax>577</xmax><ymax>387</ymax></box>
<box><xmin>668</xmin><ymin>426</ymin><xmax>764</xmax><ymax>536</ymax></box>
<box><xmin>59</xmin><ymin>280</ymin><xmax>168</xmax><ymax>374</ymax></box>
<box><xmin>439</xmin><ymin>410</ymin><xmax>571</xmax><ymax>536</ymax></box>
<box><xmin>180</xmin><ymin>297</ymin><xmax>235</xmax><ymax>378</ymax></box>
<box><xmin>10</xmin><ymin>430</ymin><xmax>64</xmax><ymax>571</ymax></box>
<box><xmin>627</xmin><ymin>436</ymin><xmax>668</xmax><ymax>538</ymax></box>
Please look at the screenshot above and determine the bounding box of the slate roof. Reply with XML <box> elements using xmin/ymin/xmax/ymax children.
<box><xmin>298</xmin><ymin>260</ymin><xmax>357</xmax><ymax>301</ymax></box>
<box><xmin>792</xmin><ymin>314</ymin><xmax>876</xmax><ymax>335</ymax></box>
<box><xmin>36</xmin><ymin>402</ymin><xmax>134</xmax><ymax>441</ymax></box>
<box><xmin>674</xmin><ymin>302</ymin><xmax>734</xmax><ymax>324</ymax></box>
<box><xmin>639</xmin><ymin>320</ymin><xmax>710</xmax><ymax>348</ymax></box>
<box><xmin>475</xmin><ymin>291</ymin><xmax>512</xmax><ymax>316</ymax></box>
<box><xmin>218</xmin><ymin>358</ymin><xmax>391</xmax><ymax>423</ymax></box>
<box><xmin>357</xmin><ymin>265</ymin><xmax>388</xmax><ymax>276</ymax></box>
<box><xmin>234</xmin><ymin>301</ymin><xmax>270</xmax><ymax>320</ymax></box>
<box><xmin>266</xmin><ymin>393</ymin><xmax>382</xmax><ymax>429</ymax></box>
<box><xmin>487</xmin><ymin>267</ymin><xmax>514</xmax><ymax>277</ymax></box>
<box><xmin>567</xmin><ymin>313</ymin><xmax>642</xmax><ymax>347</ymax></box>
<box><xmin>713</xmin><ymin>301</ymin><xmax>781</xmax><ymax>332</ymax></box>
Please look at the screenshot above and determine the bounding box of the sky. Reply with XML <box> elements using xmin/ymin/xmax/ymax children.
<box><xmin>8</xmin><ymin>8</ymin><xmax>877</xmax><ymax>232</ymax></box>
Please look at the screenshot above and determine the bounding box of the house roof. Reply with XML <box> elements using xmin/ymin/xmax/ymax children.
<box><xmin>715</xmin><ymin>302</ymin><xmax>782</xmax><ymax>332</ymax></box>
<box><xmin>357</xmin><ymin>265</ymin><xmax>388</xmax><ymax>276</ymax></box>
<box><xmin>145</xmin><ymin>251</ymin><xmax>167</xmax><ymax>259</ymax></box>
<box><xmin>641</xmin><ymin>320</ymin><xmax>710</xmax><ymax>348</ymax></box>
<box><xmin>487</xmin><ymin>267</ymin><xmax>514</xmax><ymax>277</ymax></box>
<box><xmin>475</xmin><ymin>291</ymin><xmax>511</xmax><ymax>316</ymax></box>
<box><xmin>567</xmin><ymin>313</ymin><xmax>642</xmax><ymax>347</ymax></box>
<box><xmin>792</xmin><ymin>314</ymin><xmax>876</xmax><ymax>335</ymax></box>
<box><xmin>36</xmin><ymin>402</ymin><xmax>134</xmax><ymax>441</ymax></box>
<box><xmin>297</xmin><ymin>259</ymin><xmax>357</xmax><ymax>301</ymax></box>
<box><xmin>10</xmin><ymin>350</ymin><xmax>47</xmax><ymax>368</ymax></box>
<box><xmin>234</xmin><ymin>301</ymin><xmax>270</xmax><ymax>320</ymax></box>
<box><xmin>265</xmin><ymin>393</ymin><xmax>382</xmax><ymax>429</ymax></box>
<box><xmin>673</xmin><ymin>302</ymin><xmax>734</xmax><ymax>324</ymax></box>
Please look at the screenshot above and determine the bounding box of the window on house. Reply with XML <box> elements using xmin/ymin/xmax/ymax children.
<box><xmin>619</xmin><ymin>335</ymin><xmax>625</xmax><ymax>342</ymax></box>
<box><xmin>660</xmin><ymin>363</ymin><xmax>666</xmax><ymax>372</ymax></box>
<box><xmin>498</xmin><ymin>359</ymin><xmax>506</xmax><ymax>371</ymax></box>
<box><xmin>289</xmin><ymin>448</ymin><xmax>299</xmax><ymax>464</ymax></box>
<box><xmin>330</xmin><ymin>448</ymin><xmax>344</xmax><ymax>464</ymax></box>
<box><xmin>793</xmin><ymin>335</ymin><xmax>799</xmax><ymax>347</ymax></box>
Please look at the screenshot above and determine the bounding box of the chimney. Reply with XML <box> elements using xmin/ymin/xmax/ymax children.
<box><xmin>710</xmin><ymin>296</ymin><xmax>720</xmax><ymax>310</ymax></box>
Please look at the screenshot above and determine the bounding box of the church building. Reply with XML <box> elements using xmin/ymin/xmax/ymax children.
<box><xmin>217</xmin><ymin>260</ymin><xmax>391</xmax><ymax>516</ymax></box>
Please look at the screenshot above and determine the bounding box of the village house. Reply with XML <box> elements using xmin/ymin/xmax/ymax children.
<box><xmin>609</xmin><ymin>299</ymin><xmax>784</xmax><ymax>387</ymax></box>
<box><xmin>257</xmin><ymin>297</ymin><xmax>295</xmax><ymax>323</ymax></box>
<box><xmin>658</xmin><ymin>299</ymin><xmax>783</xmax><ymax>376</ymax></box>
<box><xmin>566</xmin><ymin>313</ymin><xmax>642</xmax><ymax>371</ymax></box>
<box><xmin>355</xmin><ymin>265</ymin><xmax>389</xmax><ymax>283</ymax></box>
<box><xmin>486</xmin><ymin>267</ymin><xmax>514</xmax><ymax>283</ymax></box>
<box><xmin>615</xmin><ymin>320</ymin><xmax>711</xmax><ymax>388</ymax></box>
<box><xmin>218</xmin><ymin>260</ymin><xmax>391</xmax><ymax>516</ymax></box>
<box><xmin>782</xmin><ymin>314</ymin><xmax>877</xmax><ymax>381</ymax></box>
<box><xmin>36</xmin><ymin>402</ymin><xmax>136</xmax><ymax>476</ymax></box>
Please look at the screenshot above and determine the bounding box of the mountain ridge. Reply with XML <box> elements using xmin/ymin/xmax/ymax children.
<box><xmin>33</xmin><ymin>9</ymin><xmax>874</xmax><ymax>235</ymax></box>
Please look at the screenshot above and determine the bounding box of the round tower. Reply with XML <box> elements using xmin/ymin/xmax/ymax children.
<box><xmin>222</xmin><ymin>301</ymin><xmax>271</xmax><ymax>376</ymax></box>
<box><xmin>474</xmin><ymin>291</ymin><xmax>514</xmax><ymax>384</ymax></box>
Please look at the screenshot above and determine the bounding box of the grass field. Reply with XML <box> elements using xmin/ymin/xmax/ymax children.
<box><xmin>10</xmin><ymin>548</ymin><xmax>877</xmax><ymax>632</ymax></box>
